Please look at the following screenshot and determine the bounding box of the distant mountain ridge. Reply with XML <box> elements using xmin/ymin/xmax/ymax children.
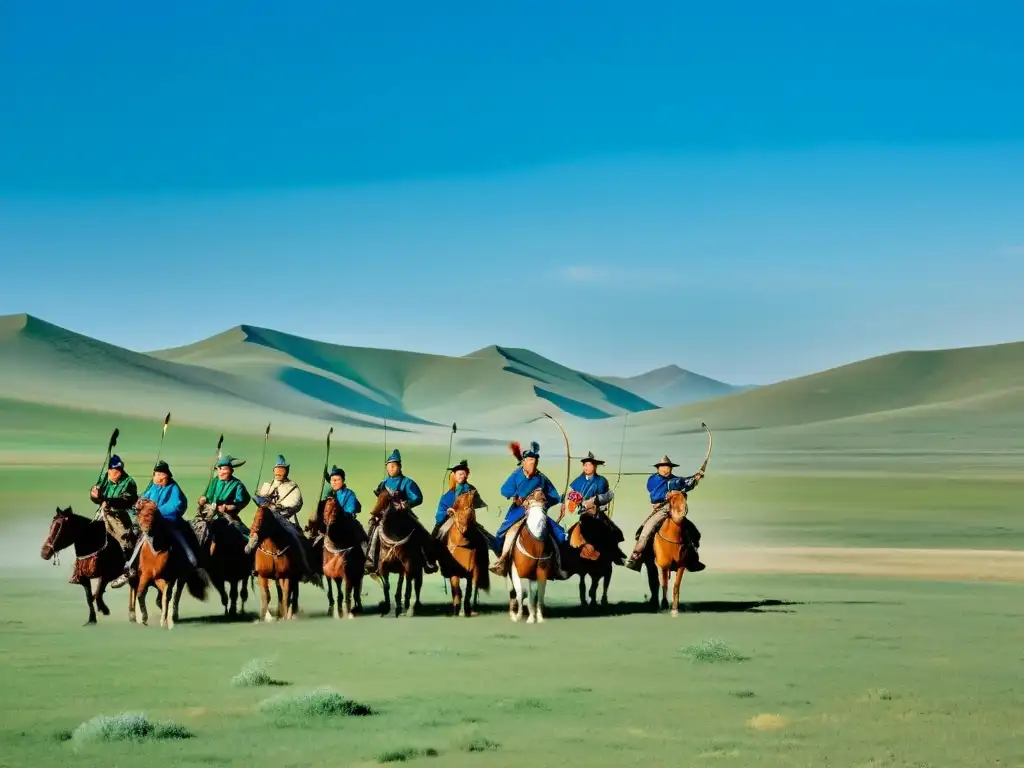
<box><xmin>602</xmin><ymin>364</ymin><xmax>753</xmax><ymax>406</ymax></box>
<box><xmin>0</xmin><ymin>314</ymin><xmax>735</xmax><ymax>435</ymax></box>
<box><xmin>5</xmin><ymin>313</ymin><xmax>1021</xmax><ymax>442</ymax></box>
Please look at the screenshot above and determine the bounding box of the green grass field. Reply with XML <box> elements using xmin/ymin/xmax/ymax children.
<box><xmin>2</xmin><ymin>322</ymin><xmax>1023</xmax><ymax>766</ymax></box>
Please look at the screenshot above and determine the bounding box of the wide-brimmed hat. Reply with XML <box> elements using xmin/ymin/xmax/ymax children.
<box><xmin>216</xmin><ymin>455</ymin><xmax>245</xmax><ymax>468</ymax></box>
<box><xmin>653</xmin><ymin>455</ymin><xmax>679</xmax><ymax>468</ymax></box>
<box><xmin>580</xmin><ymin>451</ymin><xmax>605</xmax><ymax>466</ymax></box>
<box><xmin>448</xmin><ymin>459</ymin><xmax>470</xmax><ymax>473</ymax></box>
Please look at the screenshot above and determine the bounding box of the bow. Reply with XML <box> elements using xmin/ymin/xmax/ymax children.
<box><xmin>698</xmin><ymin>422</ymin><xmax>713</xmax><ymax>475</ymax></box>
<box><xmin>540</xmin><ymin>412</ymin><xmax>571</xmax><ymax>519</ymax></box>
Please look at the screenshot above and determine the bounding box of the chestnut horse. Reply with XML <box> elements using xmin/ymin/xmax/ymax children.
<box><xmin>561</xmin><ymin>493</ymin><xmax>625</xmax><ymax>609</ymax></box>
<box><xmin>645</xmin><ymin>490</ymin><xmax>690</xmax><ymax>615</ymax></box>
<box><xmin>193</xmin><ymin>513</ymin><xmax>253</xmax><ymax>617</ymax></box>
<box><xmin>134</xmin><ymin>500</ymin><xmax>210</xmax><ymax>628</ymax></box>
<box><xmin>320</xmin><ymin>496</ymin><xmax>367</xmax><ymax>619</ymax></box>
<box><xmin>40</xmin><ymin>506</ymin><xmax>129</xmax><ymax>625</ymax></box>
<box><xmin>508</xmin><ymin>489</ymin><xmax>556</xmax><ymax>623</ymax></box>
<box><xmin>368</xmin><ymin>489</ymin><xmax>424</xmax><ymax>617</ymax></box>
<box><xmin>437</xmin><ymin>489</ymin><xmax>491</xmax><ymax>617</ymax></box>
<box><xmin>246</xmin><ymin>503</ymin><xmax>318</xmax><ymax>621</ymax></box>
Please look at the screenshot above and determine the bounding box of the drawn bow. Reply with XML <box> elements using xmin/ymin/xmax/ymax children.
<box><xmin>538</xmin><ymin>412</ymin><xmax>571</xmax><ymax>522</ymax></box>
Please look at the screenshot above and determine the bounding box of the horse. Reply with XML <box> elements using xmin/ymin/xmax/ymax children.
<box><xmin>40</xmin><ymin>506</ymin><xmax>130</xmax><ymax>625</ymax></box>
<box><xmin>561</xmin><ymin>493</ymin><xmax>625</xmax><ymax>609</ymax></box>
<box><xmin>508</xmin><ymin>489</ymin><xmax>557</xmax><ymax>623</ymax></box>
<box><xmin>245</xmin><ymin>502</ymin><xmax>319</xmax><ymax>621</ymax></box>
<box><xmin>368</xmin><ymin>489</ymin><xmax>425</xmax><ymax>617</ymax></box>
<box><xmin>319</xmin><ymin>496</ymin><xmax>367</xmax><ymax>619</ymax></box>
<box><xmin>437</xmin><ymin>489</ymin><xmax>491</xmax><ymax>617</ymax></box>
<box><xmin>644</xmin><ymin>490</ymin><xmax>691</xmax><ymax>615</ymax></box>
<box><xmin>133</xmin><ymin>500</ymin><xmax>210</xmax><ymax>628</ymax></box>
<box><xmin>193</xmin><ymin>512</ymin><xmax>253</xmax><ymax>617</ymax></box>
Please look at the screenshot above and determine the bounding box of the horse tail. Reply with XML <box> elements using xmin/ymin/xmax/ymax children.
<box><xmin>187</xmin><ymin>568</ymin><xmax>211</xmax><ymax>601</ymax></box>
<box><xmin>476</xmin><ymin>550</ymin><xmax>491</xmax><ymax>593</ymax></box>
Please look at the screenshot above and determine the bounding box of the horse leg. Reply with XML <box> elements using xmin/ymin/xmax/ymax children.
<box><xmin>588</xmin><ymin>573</ymin><xmax>600</xmax><ymax>607</ymax></box>
<box><xmin>157</xmin><ymin>579</ymin><xmax>170</xmax><ymax>627</ymax></box>
<box><xmin>463</xmin><ymin>576</ymin><xmax>474</xmax><ymax>617</ymax></box>
<box><xmin>403</xmin><ymin>570</ymin><xmax>415</xmax><ymax>618</ymax></box>
<box><xmin>578</xmin><ymin>574</ymin><xmax>587</xmax><ymax>607</ymax></box>
<box><xmin>93</xmin><ymin>578</ymin><xmax>111</xmax><ymax>616</ymax></box>
<box><xmin>509</xmin><ymin>570</ymin><xmax>525</xmax><ymax>622</ymax></box>
<box><xmin>330</xmin><ymin>578</ymin><xmax>341</xmax><ymax>619</ymax></box>
<box><xmin>228</xmin><ymin>579</ymin><xmax>239</xmax><ymax>617</ymax></box>
<box><xmin>128</xmin><ymin>577</ymin><xmax>137</xmax><ymax>623</ymax></box>
<box><xmin>81</xmin><ymin>582</ymin><xmax>97</xmax><ymax>625</ymax></box>
<box><xmin>379</xmin><ymin>573</ymin><xmax>391</xmax><ymax>616</ymax></box>
<box><xmin>450</xmin><ymin>576</ymin><xmax>460</xmax><ymax>617</ymax></box>
<box><xmin>601</xmin><ymin>566</ymin><xmax>612</xmax><ymax>607</ymax></box>
<box><xmin>645</xmin><ymin>561</ymin><xmax>659</xmax><ymax>611</ymax></box>
<box><xmin>240</xmin><ymin>574</ymin><xmax>249</xmax><ymax>615</ymax></box>
<box><xmin>671</xmin><ymin>566</ymin><xmax>685</xmax><ymax>617</ymax></box>
<box><xmin>215</xmin><ymin>579</ymin><xmax>229</xmax><ymax>615</ymax></box>
<box><xmin>171</xmin><ymin>579</ymin><xmax>186</xmax><ymax>626</ymax></box>
<box><xmin>413</xmin><ymin>570</ymin><xmax>423</xmax><ymax>612</ymax></box>
<box><xmin>394</xmin><ymin>572</ymin><xmax>404</xmax><ymax>617</ymax></box>
<box><xmin>535</xmin><ymin>574</ymin><xmax>547</xmax><ymax>624</ymax></box>
<box><xmin>137</xmin><ymin>581</ymin><xmax>150</xmax><ymax>626</ymax></box>
<box><xmin>507</xmin><ymin>576</ymin><xmax>518</xmax><ymax>615</ymax></box>
<box><xmin>258</xmin><ymin>575</ymin><xmax>273</xmax><ymax>622</ymax></box>
<box><xmin>279</xmin><ymin>577</ymin><xmax>292</xmax><ymax>620</ymax></box>
<box><xmin>660</xmin><ymin>566</ymin><xmax>670</xmax><ymax>611</ymax></box>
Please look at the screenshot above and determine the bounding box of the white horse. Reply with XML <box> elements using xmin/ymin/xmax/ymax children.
<box><xmin>507</xmin><ymin>494</ymin><xmax>555</xmax><ymax>624</ymax></box>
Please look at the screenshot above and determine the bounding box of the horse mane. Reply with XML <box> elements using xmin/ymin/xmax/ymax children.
<box><xmin>449</xmin><ymin>472</ymin><xmax>458</xmax><ymax>492</ymax></box>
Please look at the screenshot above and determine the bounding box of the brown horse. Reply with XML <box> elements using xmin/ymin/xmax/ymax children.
<box><xmin>645</xmin><ymin>490</ymin><xmax>690</xmax><ymax>615</ymax></box>
<box><xmin>193</xmin><ymin>513</ymin><xmax>253</xmax><ymax>617</ymax></box>
<box><xmin>561</xmin><ymin>494</ymin><xmax>625</xmax><ymax>609</ymax></box>
<box><xmin>133</xmin><ymin>500</ymin><xmax>210</xmax><ymax>628</ymax></box>
<box><xmin>320</xmin><ymin>496</ymin><xmax>367</xmax><ymax>619</ymax></box>
<box><xmin>437</xmin><ymin>489</ymin><xmax>491</xmax><ymax>617</ymax></box>
<box><xmin>246</xmin><ymin>503</ymin><xmax>305</xmax><ymax>621</ymax></box>
<box><xmin>368</xmin><ymin>489</ymin><xmax>425</xmax><ymax>617</ymax></box>
<box><xmin>40</xmin><ymin>506</ymin><xmax>130</xmax><ymax>625</ymax></box>
<box><xmin>508</xmin><ymin>489</ymin><xmax>556</xmax><ymax>623</ymax></box>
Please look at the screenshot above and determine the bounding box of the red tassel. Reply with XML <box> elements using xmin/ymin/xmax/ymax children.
<box><xmin>508</xmin><ymin>441</ymin><xmax>523</xmax><ymax>461</ymax></box>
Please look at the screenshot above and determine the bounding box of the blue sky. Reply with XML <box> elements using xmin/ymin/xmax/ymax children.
<box><xmin>1</xmin><ymin>1</ymin><xmax>1022</xmax><ymax>384</ymax></box>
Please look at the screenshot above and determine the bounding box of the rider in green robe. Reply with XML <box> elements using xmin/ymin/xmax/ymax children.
<box><xmin>197</xmin><ymin>455</ymin><xmax>251</xmax><ymax>536</ymax></box>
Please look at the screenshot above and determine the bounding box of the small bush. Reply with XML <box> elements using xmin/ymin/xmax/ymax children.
<box><xmin>259</xmin><ymin>687</ymin><xmax>375</xmax><ymax>721</ymax></box>
<box><xmin>864</xmin><ymin>688</ymin><xmax>894</xmax><ymax>702</ymax></box>
<box><xmin>466</xmin><ymin>737</ymin><xmax>500</xmax><ymax>752</ymax></box>
<box><xmin>680</xmin><ymin>639</ymin><xmax>749</xmax><ymax>663</ymax></box>
<box><xmin>70</xmin><ymin>713</ymin><xmax>193</xmax><ymax>745</ymax></box>
<box><xmin>730</xmin><ymin>690</ymin><xmax>756</xmax><ymax>698</ymax></box>
<box><xmin>231</xmin><ymin>659</ymin><xmax>289</xmax><ymax>687</ymax></box>
<box><xmin>378</xmin><ymin>747</ymin><xmax>439</xmax><ymax>762</ymax></box>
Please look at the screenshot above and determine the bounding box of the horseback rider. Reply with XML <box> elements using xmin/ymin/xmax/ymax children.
<box><xmin>565</xmin><ymin>451</ymin><xmax>626</xmax><ymax>559</ymax></box>
<box><xmin>253</xmin><ymin>454</ymin><xmax>315</xmax><ymax>578</ymax></box>
<box><xmin>431</xmin><ymin>459</ymin><xmax>492</xmax><ymax>545</ymax></box>
<box><xmin>110</xmin><ymin>461</ymin><xmax>202</xmax><ymax>588</ymax></box>
<box><xmin>197</xmin><ymin>455</ymin><xmax>251</xmax><ymax>537</ymax></box>
<box><xmin>489</xmin><ymin>441</ymin><xmax>568</xmax><ymax>578</ymax></box>
<box><xmin>319</xmin><ymin>465</ymin><xmax>361</xmax><ymax>519</ymax></box>
<box><xmin>623</xmin><ymin>455</ymin><xmax>705</xmax><ymax>572</ymax></box>
<box><xmin>89</xmin><ymin>454</ymin><xmax>139</xmax><ymax>562</ymax></box>
<box><xmin>364</xmin><ymin>449</ymin><xmax>439</xmax><ymax>574</ymax></box>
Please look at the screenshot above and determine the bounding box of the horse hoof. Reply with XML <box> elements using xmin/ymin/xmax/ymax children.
<box><xmin>511</xmin><ymin>613</ymin><xmax>520</xmax><ymax>622</ymax></box>
<box><xmin>128</xmin><ymin>612</ymin><xmax>136</xmax><ymax>623</ymax></box>
<box><xmin>671</xmin><ymin>609</ymin><xmax>679</xmax><ymax>617</ymax></box>
<box><xmin>527</xmin><ymin>614</ymin><xmax>536</xmax><ymax>624</ymax></box>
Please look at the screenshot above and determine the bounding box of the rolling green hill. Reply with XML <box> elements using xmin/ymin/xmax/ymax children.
<box><xmin>626</xmin><ymin>341</ymin><xmax>1024</xmax><ymax>435</ymax></box>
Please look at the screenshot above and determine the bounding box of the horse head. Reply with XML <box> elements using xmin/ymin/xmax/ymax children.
<box><xmin>246</xmin><ymin>503</ymin><xmax>275</xmax><ymax>553</ymax></box>
<box><xmin>521</xmin><ymin>489</ymin><xmax>550</xmax><ymax>540</ymax></box>
<box><xmin>666</xmin><ymin>490</ymin><xmax>688</xmax><ymax>525</ymax></box>
<box><xmin>452</xmin><ymin>489</ymin><xmax>480</xmax><ymax>534</ymax></box>
<box><xmin>40</xmin><ymin>506</ymin><xmax>75</xmax><ymax>560</ymax></box>
<box><xmin>370</xmin><ymin>489</ymin><xmax>398</xmax><ymax>518</ymax></box>
<box><xmin>134</xmin><ymin>498</ymin><xmax>161</xmax><ymax>536</ymax></box>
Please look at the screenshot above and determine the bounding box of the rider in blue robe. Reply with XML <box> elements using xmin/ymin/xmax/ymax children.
<box><xmin>489</xmin><ymin>441</ymin><xmax>567</xmax><ymax>577</ymax></box>
<box><xmin>624</xmin><ymin>454</ymin><xmax>705</xmax><ymax>572</ymax></box>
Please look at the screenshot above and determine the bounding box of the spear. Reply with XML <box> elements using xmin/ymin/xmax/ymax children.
<box><xmin>96</xmin><ymin>427</ymin><xmax>120</xmax><ymax>486</ymax></box>
<box><xmin>383</xmin><ymin>414</ymin><xmax>389</xmax><ymax>460</ymax></box>
<box><xmin>254</xmin><ymin>422</ymin><xmax>271</xmax><ymax>491</ymax></box>
<box><xmin>155</xmin><ymin>412</ymin><xmax>171</xmax><ymax>463</ymax></box>
<box><xmin>201</xmin><ymin>434</ymin><xmax>225</xmax><ymax>507</ymax></box>
<box><xmin>440</xmin><ymin>422</ymin><xmax>457</xmax><ymax>493</ymax></box>
<box><xmin>320</xmin><ymin>427</ymin><xmax>334</xmax><ymax>500</ymax></box>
